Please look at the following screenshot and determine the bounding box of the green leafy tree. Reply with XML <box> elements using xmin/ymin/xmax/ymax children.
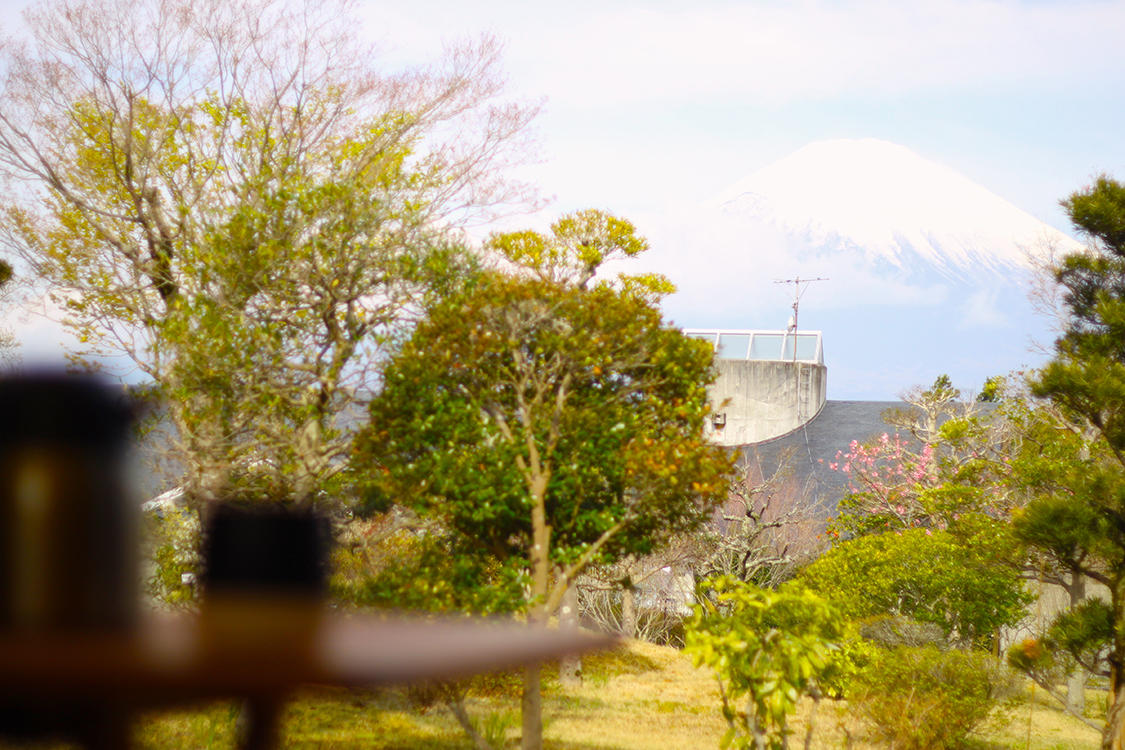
<box><xmin>0</xmin><ymin>0</ymin><xmax>535</xmax><ymax>507</ymax></box>
<box><xmin>978</xmin><ymin>375</ymin><xmax>1005</xmax><ymax>402</ymax></box>
<box><xmin>1008</xmin><ymin>598</ymin><xmax>1111</xmax><ymax>733</ymax></box>
<box><xmin>685</xmin><ymin>577</ymin><xmax>843</xmax><ymax>750</ymax></box>
<box><xmin>797</xmin><ymin>525</ymin><xmax>1030</xmax><ymax>648</ymax></box>
<box><xmin>986</xmin><ymin>391</ymin><xmax>1110</xmax><ymax>716</ymax></box>
<box><xmin>354</xmin><ymin>210</ymin><xmax>733</xmax><ymax>750</ymax></box>
<box><xmin>835</xmin><ymin>375</ymin><xmax>1104</xmax><ymax>714</ymax></box>
<box><xmin>1025</xmin><ymin>174</ymin><xmax>1125</xmax><ymax>750</ymax></box>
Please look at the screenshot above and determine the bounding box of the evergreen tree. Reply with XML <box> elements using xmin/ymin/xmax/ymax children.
<box><xmin>1028</xmin><ymin>175</ymin><xmax>1125</xmax><ymax>750</ymax></box>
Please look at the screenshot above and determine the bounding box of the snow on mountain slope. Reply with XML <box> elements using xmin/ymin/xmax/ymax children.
<box><xmin>712</xmin><ymin>138</ymin><xmax>1080</xmax><ymax>278</ymax></box>
<box><xmin>634</xmin><ymin>138</ymin><xmax>1086</xmax><ymax>398</ymax></box>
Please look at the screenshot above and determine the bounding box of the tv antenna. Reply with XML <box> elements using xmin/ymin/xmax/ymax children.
<box><xmin>774</xmin><ymin>276</ymin><xmax>828</xmax><ymax>333</ymax></box>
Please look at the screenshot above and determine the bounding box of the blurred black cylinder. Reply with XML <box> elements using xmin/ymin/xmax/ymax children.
<box><xmin>0</xmin><ymin>371</ymin><xmax>136</xmax><ymax>632</ymax></box>
<box><xmin>201</xmin><ymin>503</ymin><xmax>328</xmax><ymax>596</ymax></box>
<box><xmin>199</xmin><ymin>502</ymin><xmax>328</xmax><ymax>654</ymax></box>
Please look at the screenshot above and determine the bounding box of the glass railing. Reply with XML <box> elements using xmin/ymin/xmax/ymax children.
<box><xmin>684</xmin><ymin>329</ymin><xmax>823</xmax><ymax>364</ymax></box>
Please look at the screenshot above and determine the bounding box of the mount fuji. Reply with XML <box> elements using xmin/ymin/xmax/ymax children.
<box><xmin>639</xmin><ymin>138</ymin><xmax>1083</xmax><ymax>399</ymax></box>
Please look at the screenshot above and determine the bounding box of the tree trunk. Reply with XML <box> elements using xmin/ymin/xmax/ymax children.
<box><xmin>751</xmin><ymin>706</ymin><xmax>768</xmax><ymax>750</ymax></box>
<box><xmin>1103</xmin><ymin>585</ymin><xmax>1125</xmax><ymax>750</ymax></box>
<box><xmin>521</xmin><ymin>483</ymin><xmax>551</xmax><ymax>750</ymax></box>
<box><xmin>559</xmin><ymin>582</ymin><xmax>581</xmax><ymax>688</ymax></box>
<box><xmin>521</xmin><ymin>663</ymin><xmax>543</xmax><ymax>750</ymax></box>
<box><xmin>1067</xmin><ymin>574</ymin><xmax>1088</xmax><ymax>716</ymax></box>
<box><xmin>621</xmin><ymin>585</ymin><xmax>636</xmax><ymax>639</ymax></box>
<box><xmin>1104</xmin><ymin>678</ymin><xmax>1125</xmax><ymax>750</ymax></box>
<box><xmin>803</xmin><ymin>693</ymin><xmax>820</xmax><ymax>750</ymax></box>
<box><xmin>1069</xmin><ymin>670</ymin><xmax>1089</xmax><ymax>717</ymax></box>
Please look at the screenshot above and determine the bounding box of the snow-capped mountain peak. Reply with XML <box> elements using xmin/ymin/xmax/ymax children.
<box><xmin>714</xmin><ymin>138</ymin><xmax>1079</xmax><ymax>278</ymax></box>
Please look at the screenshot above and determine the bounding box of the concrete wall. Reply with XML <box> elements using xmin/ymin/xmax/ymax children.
<box><xmin>704</xmin><ymin>359</ymin><xmax>827</xmax><ymax>446</ymax></box>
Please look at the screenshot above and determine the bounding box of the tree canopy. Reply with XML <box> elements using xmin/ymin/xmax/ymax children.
<box><xmin>353</xmin><ymin>209</ymin><xmax>732</xmax><ymax>750</ymax></box>
<box><xmin>798</xmin><ymin>525</ymin><xmax>1029</xmax><ymax>647</ymax></box>
<box><xmin>0</xmin><ymin>0</ymin><xmax>536</xmax><ymax>506</ymax></box>
<box><xmin>1024</xmin><ymin>174</ymin><xmax>1125</xmax><ymax>750</ymax></box>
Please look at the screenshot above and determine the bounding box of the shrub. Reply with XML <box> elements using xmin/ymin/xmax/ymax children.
<box><xmin>797</xmin><ymin>528</ymin><xmax>1031</xmax><ymax>648</ymax></box>
<box><xmin>850</xmin><ymin>646</ymin><xmax>1018</xmax><ymax>750</ymax></box>
<box><xmin>686</xmin><ymin>577</ymin><xmax>844</xmax><ymax>750</ymax></box>
<box><xmin>143</xmin><ymin>504</ymin><xmax>200</xmax><ymax>607</ymax></box>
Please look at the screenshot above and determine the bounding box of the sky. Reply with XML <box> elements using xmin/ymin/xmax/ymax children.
<box><xmin>361</xmin><ymin>0</ymin><xmax>1125</xmax><ymax>227</ymax></box>
<box><xmin>3</xmin><ymin>0</ymin><xmax>1125</xmax><ymax>398</ymax></box>
<box><xmin>370</xmin><ymin>0</ymin><xmax>1125</xmax><ymax>399</ymax></box>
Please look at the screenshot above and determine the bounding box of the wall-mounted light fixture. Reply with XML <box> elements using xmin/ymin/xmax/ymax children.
<box><xmin>711</xmin><ymin>412</ymin><xmax>726</xmax><ymax>429</ymax></box>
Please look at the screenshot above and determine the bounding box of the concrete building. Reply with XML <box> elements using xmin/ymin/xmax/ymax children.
<box><xmin>685</xmin><ymin>329</ymin><xmax>828</xmax><ymax>446</ymax></box>
<box><xmin>684</xmin><ymin>328</ymin><xmax>912</xmax><ymax>515</ymax></box>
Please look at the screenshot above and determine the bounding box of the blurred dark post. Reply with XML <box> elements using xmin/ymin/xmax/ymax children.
<box><xmin>200</xmin><ymin>502</ymin><xmax>329</xmax><ymax>653</ymax></box>
<box><xmin>0</xmin><ymin>373</ymin><xmax>616</xmax><ymax>750</ymax></box>
<box><xmin>200</xmin><ymin>502</ymin><xmax>330</xmax><ymax>750</ymax></box>
<box><xmin>0</xmin><ymin>371</ymin><xmax>137</xmax><ymax>633</ymax></box>
<box><xmin>0</xmin><ymin>371</ymin><xmax>137</xmax><ymax>746</ymax></box>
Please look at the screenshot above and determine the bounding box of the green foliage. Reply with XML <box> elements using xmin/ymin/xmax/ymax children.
<box><xmin>1036</xmin><ymin>176</ymin><xmax>1125</xmax><ymax>442</ymax></box>
<box><xmin>685</xmin><ymin>577</ymin><xmax>843</xmax><ymax>750</ymax></box>
<box><xmin>978</xmin><ymin>375</ymin><xmax>1004</xmax><ymax>402</ymax></box>
<box><xmin>486</xmin><ymin>210</ymin><xmax>649</xmax><ymax>289</ymax></box>
<box><xmin>331</xmin><ymin>515</ymin><xmax>525</xmax><ymax>616</ymax></box>
<box><xmin>0</xmin><ymin>258</ymin><xmax>14</xmax><ymax>361</ymax></box>
<box><xmin>1020</xmin><ymin>174</ymin><xmax>1125</xmax><ymax>748</ymax></box>
<box><xmin>354</xmin><ymin>210</ymin><xmax>732</xmax><ymax>750</ymax></box>
<box><xmin>354</xmin><ymin>211</ymin><xmax>732</xmax><ymax>614</ymax></box>
<box><xmin>1049</xmin><ymin>599</ymin><xmax>1114</xmax><ymax>674</ymax></box>
<box><xmin>926</xmin><ymin>373</ymin><xmax>961</xmax><ymax>404</ymax></box>
<box><xmin>143</xmin><ymin>505</ymin><xmax>200</xmax><ymax>608</ymax></box>
<box><xmin>0</xmin><ymin>2</ymin><xmax>532</xmax><ymax>508</ymax></box>
<box><xmin>478</xmin><ymin>709</ymin><xmax>518</xmax><ymax>749</ymax></box>
<box><xmin>1008</xmin><ymin>599</ymin><xmax>1113</xmax><ymax>682</ymax></box>
<box><xmin>797</xmin><ymin>526</ymin><xmax>1031</xmax><ymax>647</ymax></box>
<box><xmin>850</xmin><ymin>646</ymin><xmax>1019</xmax><ymax>750</ymax></box>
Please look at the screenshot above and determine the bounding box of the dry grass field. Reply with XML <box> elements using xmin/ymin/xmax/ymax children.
<box><xmin>120</xmin><ymin>638</ymin><xmax>1105</xmax><ymax>749</ymax></box>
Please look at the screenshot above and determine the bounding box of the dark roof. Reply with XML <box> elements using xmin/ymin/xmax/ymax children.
<box><xmin>738</xmin><ymin>400</ymin><xmax>906</xmax><ymax>512</ymax></box>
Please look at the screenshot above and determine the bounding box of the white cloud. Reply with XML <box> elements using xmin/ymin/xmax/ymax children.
<box><xmin>958</xmin><ymin>289</ymin><xmax>1008</xmax><ymax>328</ymax></box>
<box><xmin>365</xmin><ymin>1</ymin><xmax>1125</xmax><ymax>106</ymax></box>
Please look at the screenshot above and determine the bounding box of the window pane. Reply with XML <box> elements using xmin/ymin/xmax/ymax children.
<box><xmin>749</xmin><ymin>334</ymin><xmax>783</xmax><ymax>360</ymax></box>
<box><xmin>717</xmin><ymin>334</ymin><xmax>750</xmax><ymax>359</ymax></box>
<box><xmin>794</xmin><ymin>334</ymin><xmax>819</xmax><ymax>361</ymax></box>
<box><xmin>781</xmin><ymin>333</ymin><xmax>820</xmax><ymax>361</ymax></box>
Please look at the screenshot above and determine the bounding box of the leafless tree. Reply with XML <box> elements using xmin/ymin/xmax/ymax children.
<box><xmin>699</xmin><ymin>450</ymin><xmax>829</xmax><ymax>588</ymax></box>
<box><xmin>0</xmin><ymin>0</ymin><xmax>538</xmax><ymax>507</ymax></box>
<box><xmin>579</xmin><ymin>449</ymin><xmax>829</xmax><ymax>643</ymax></box>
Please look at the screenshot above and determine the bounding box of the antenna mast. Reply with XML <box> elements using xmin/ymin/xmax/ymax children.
<box><xmin>774</xmin><ymin>276</ymin><xmax>828</xmax><ymax>362</ymax></box>
<box><xmin>774</xmin><ymin>276</ymin><xmax>828</xmax><ymax>333</ymax></box>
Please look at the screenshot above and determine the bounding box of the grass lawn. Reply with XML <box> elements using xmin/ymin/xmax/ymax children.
<box><xmin>2</xmin><ymin>639</ymin><xmax>1104</xmax><ymax>748</ymax></box>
